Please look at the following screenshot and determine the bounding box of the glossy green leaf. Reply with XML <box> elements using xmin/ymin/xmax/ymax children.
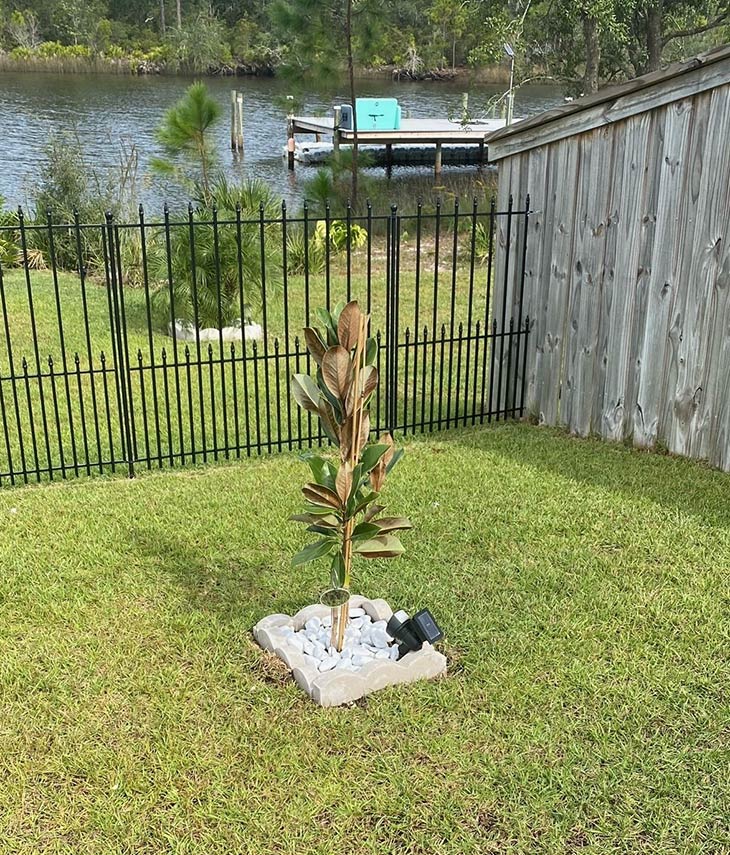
<box><xmin>307</xmin><ymin>524</ymin><xmax>341</xmax><ymax>536</ymax></box>
<box><xmin>290</xmin><ymin>511</ymin><xmax>340</xmax><ymax>527</ymax></box>
<box><xmin>330</xmin><ymin>551</ymin><xmax>345</xmax><ymax>587</ymax></box>
<box><xmin>301</xmin><ymin>453</ymin><xmax>336</xmax><ymax>489</ymax></box>
<box><xmin>291</xmin><ymin>373</ymin><xmax>320</xmax><ymax>413</ymax></box>
<box><xmin>372</xmin><ymin>517</ymin><xmax>413</xmax><ymax>533</ymax></box>
<box><xmin>359</xmin><ymin>443</ymin><xmax>389</xmax><ymax>474</ymax></box>
<box><xmin>351</xmin><ymin>522</ymin><xmax>381</xmax><ymax>541</ymax></box>
<box><xmin>365</xmin><ymin>336</ymin><xmax>378</xmax><ymax>366</ymax></box>
<box><xmin>353</xmin><ymin>490</ymin><xmax>379</xmax><ymax>515</ymax></box>
<box><xmin>386</xmin><ymin>448</ymin><xmax>405</xmax><ymax>474</ymax></box>
<box><xmin>292</xmin><ymin>538</ymin><xmax>336</xmax><ymax>567</ymax></box>
<box><xmin>316</xmin><ymin>307</ymin><xmax>339</xmax><ymax>346</ymax></box>
<box><xmin>302</xmin><ymin>503</ymin><xmax>342</xmax><ymax>517</ymax></box>
<box><xmin>353</xmin><ymin>534</ymin><xmax>405</xmax><ymax>559</ymax></box>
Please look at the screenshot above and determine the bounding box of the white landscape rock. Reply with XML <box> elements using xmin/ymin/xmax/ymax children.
<box><xmin>253</xmin><ymin>598</ymin><xmax>447</xmax><ymax>707</ymax></box>
<box><xmin>168</xmin><ymin>319</ymin><xmax>263</xmax><ymax>343</ymax></box>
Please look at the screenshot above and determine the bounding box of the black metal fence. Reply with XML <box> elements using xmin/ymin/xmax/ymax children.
<box><xmin>0</xmin><ymin>197</ymin><xmax>530</xmax><ymax>486</ymax></box>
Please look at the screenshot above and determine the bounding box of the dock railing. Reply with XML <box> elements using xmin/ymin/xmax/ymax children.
<box><xmin>0</xmin><ymin>197</ymin><xmax>530</xmax><ymax>485</ymax></box>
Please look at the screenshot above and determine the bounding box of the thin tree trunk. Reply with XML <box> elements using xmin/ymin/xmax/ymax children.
<box><xmin>582</xmin><ymin>13</ymin><xmax>600</xmax><ymax>94</ymax></box>
<box><xmin>345</xmin><ymin>0</ymin><xmax>358</xmax><ymax>206</ymax></box>
<box><xmin>646</xmin><ymin>1</ymin><xmax>663</xmax><ymax>71</ymax></box>
<box><xmin>176</xmin><ymin>0</ymin><xmax>182</xmax><ymax>28</ymax></box>
<box><xmin>160</xmin><ymin>0</ymin><xmax>166</xmax><ymax>35</ymax></box>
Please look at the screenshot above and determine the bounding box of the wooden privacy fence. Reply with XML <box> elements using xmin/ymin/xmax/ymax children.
<box><xmin>489</xmin><ymin>47</ymin><xmax>730</xmax><ymax>472</ymax></box>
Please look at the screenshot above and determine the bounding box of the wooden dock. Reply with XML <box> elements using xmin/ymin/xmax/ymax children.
<box><xmin>286</xmin><ymin>115</ymin><xmax>507</xmax><ymax>175</ymax></box>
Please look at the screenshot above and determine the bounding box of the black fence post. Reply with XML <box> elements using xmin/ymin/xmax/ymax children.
<box><xmin>105</xmin><ymin>211</ymin><xmax>135</xmax><ymax>478</ymax></box>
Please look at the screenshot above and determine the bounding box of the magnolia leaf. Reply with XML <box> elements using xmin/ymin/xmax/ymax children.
<box><xmin>359</xmin><ymin>443</ymin><xmax>389</xmax><ymax>474</ymax></box>
<box><xmin>302</xmin><ymin>454</ymin><xmax>335</xmax><ymax>489</ymax></box>
<box><xmin>353</xmin><ymin>490</ymin><xmax>379</xmax><ymax>515</ymax></box>
<box><xmin>380</xmin><ymin>432</ymin><xmax>395</xmax><ymax>466</ymax></box>
<box><xmin>330</xmin><ymin>551</ymin><xmax>346</xmax><ymax>588</ymax></box>
<box><xmin>302</xmin><ymin>483</ymin><xmax>342</xmax><ymax>509</ymax></box>
<box><xmin>307</xmin><ymin>524</ymin><xmax>340</xmax><ymax>536</ymax></box>
<box><xmin>292</xmin><ymin>373</ymin><xmax>320</xmax><ymax>413</ymax></box>
<box><xmin>290</xmin><ymin>512</ymin><xmax>340</xmax><ymax>527</ymax></box>
<box><xmin>346</xmin><ymin>363</ymin><xmax>377</xmax><ymax>413</ymax></box>
<box><xmin>370</xmin><ymin>432</ymin><xmax>394</xmax><ymax>492</ymax></box>
<box><xmin>337</xmin><ymin>300</ymin><xmax>364</xmax><ymax>352</ymax></box>
<box><xmin>353</xmin><ymin>534</ymin><xmax>405</xmax><ymax>559</ymax></box>
<box><xmin>316</xmin><ymin>307</ymin><xmax>339</xmax><ymax>346</ymax></box>
<box><xmin>322</xmin><ymin>346</ymin><xmax>352</xmax><ymax>404</ymax></box>
<box><xmin>335</xmin><ymin>461</ymin><xmax>353</xmax><ymax>505</ymax></box>
<box><xmin>357</xmin><ymin>412</ymin><xmax>371</xmax><ymax>456</ymax></box>
<box><xmin>292</xmin><ymin>538</ymin><xmax>337</xmax><ymax>567</ymax></box>
<box><xmin>331</xmin><ymin>301</ymin><xmax>346</xmax><ymax>326</ymax></box>
<box><xmin>318</xmin><ymin>401</ymin><xmax>341</xmax><ymax>446</ymax></box>
<box><xmin>361</xmin><ymin>365</ymin><xmax>378</xmax><ymax>401</ymax></box>
<box><xmin>365</xmin><ymin>336</ymin><xmax>378</xmax><ymax>366</ymax></box>
<box><xmin>304</xmin><ymin>327</ymin><xmax>327</xmax><ymax>366</ymax></box>
<box><xmin>316</xmin><ymin>368</ymin><xmax>344</xmax><ymax>423</ymax></box>
<box><xmin>386</xmin><ymin>448</ymin><xmax>404</xmax><ymax>474</ymax></box>
<box><xmin>363</xmin><ymin>503</ymin><xmax>385</xmax><ymax>522</ymax></box>
<box><xmin>351</xmin><ymin>521</ymin><xmax>381</xmax><ymax>541</ymax></box>
<box><xmin>302</xmin><ymin>503</ymin><xmax>342</xmax><ymax>517</ymax></box>
<box><xmin>372</xmin><ymin>516</ymin><xmax>413</xmax><ymax>533</ymax></box>
<box><xmin>339</xmin><ymin>414</ymin><xmax>354</xmax><ymax>461</ymax></box>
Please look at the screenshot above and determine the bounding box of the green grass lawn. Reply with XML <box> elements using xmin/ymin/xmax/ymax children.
<box><xmin>1</xmin><ymin>422</ymin><xmax>728</xmax><ymax>854</ymax></box>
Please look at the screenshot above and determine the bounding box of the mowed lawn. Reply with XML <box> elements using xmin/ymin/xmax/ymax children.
<box><xmin>0</xmin><ymin>423</ymin><xmax>728</xmax><ymax>854</ymax></box>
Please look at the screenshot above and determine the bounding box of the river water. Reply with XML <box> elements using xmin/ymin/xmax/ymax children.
<box><xmin>0</xmin><ymin>72</ymin><xmax>563</xmax><ymax>210</ymax></box>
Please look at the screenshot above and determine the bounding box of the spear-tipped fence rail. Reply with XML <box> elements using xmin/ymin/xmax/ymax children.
<box><xmin>0</xmin><ymin>197</ymin><xmax>530</xmax><ymax>486</ymax></box>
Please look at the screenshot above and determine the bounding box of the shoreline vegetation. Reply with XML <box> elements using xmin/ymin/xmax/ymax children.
<box><xmin>0</xmin><ymin>42</ymin><xmax>516</xmax><ymax>84</ymax></box>
<box><xmin>0</xmin><ymin>48</ymin><xmax>513</xmax><ymax>83</ymax></box>
<box><xmin>2</xmin><ymin>1</ymin><xmax>727</xmax><ymax>98</ymax></box>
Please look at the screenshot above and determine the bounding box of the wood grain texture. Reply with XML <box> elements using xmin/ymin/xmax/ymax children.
<box><xmin>561</xmin><ymin>126</ymin><xmax>614</xmax><ymax>435</ymax></box>
<box><xmin>596</xmin><ymin>113</ymin><xmax>649</xmax><ymax>440</ymax></box>
<box><xmin>495</xmin><ymin>70</ymin><xmax>730</xmax><ymax>470</ymax></box>
<box><xmin>633</xmin><ymin>98</ymin><xmax>694</xmax><ymax>448</ymax></box>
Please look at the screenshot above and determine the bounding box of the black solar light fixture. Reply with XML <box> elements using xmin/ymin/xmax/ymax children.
<box><xmin>387</xmin><ymin>609</ymin><xmax>444</xmax><ymax>657</ymax></box>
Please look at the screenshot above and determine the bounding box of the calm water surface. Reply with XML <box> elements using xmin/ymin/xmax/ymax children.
<box><xmin>0</xmin><ymin>72</ymin><xmax>563</xmax><ymax>210</ymax></box>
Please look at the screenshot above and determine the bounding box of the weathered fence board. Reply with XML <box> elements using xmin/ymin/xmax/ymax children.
<box><xmin>491</xmin><ymin>48</ymin><xmax>730</xmax><ymax>472</ymax></box>
<box><xmin>634</xmin><ymin>98</ymin><xmax>694</xmax><ymax>448</ymax></box>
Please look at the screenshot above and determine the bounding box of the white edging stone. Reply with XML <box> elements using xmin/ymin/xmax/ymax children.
<box><xmin>253</xmin><ymin>598</ymin><xmax>447</xmax><ymax>707</ymax></box>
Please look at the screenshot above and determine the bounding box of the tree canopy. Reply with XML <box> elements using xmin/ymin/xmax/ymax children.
<box><xmin>0</xmin><ymin>0</ymin><xmax>727</xmax><ymax>92</ymax></box>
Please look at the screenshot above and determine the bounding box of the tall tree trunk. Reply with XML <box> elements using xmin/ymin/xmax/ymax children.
<box><xmin>582</xmin><ymin>13</ymin><xmax>600</xmax><ymax>94</ymax></box>
<box><xmin>646</xmin><ymin>1</ymin><xmax>663</xmax><ymax>71</ymax></box>
<box><xmin>345</xmin><ymin>0</ymin><xmax>358</xmax><ymax>206</ymax></box>
<box><xmin>176</xmin><ymin>0</ymin><xmax>182</xmax><ymax>28</ymax></box>
<box><xmin>160</xmin><ymin>0</ymin><xmax>166</xmax><ymax>35</ymax></box>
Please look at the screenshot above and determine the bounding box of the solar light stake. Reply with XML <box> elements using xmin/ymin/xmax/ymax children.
<box><xmin>386</xmin><ymin>608</ymin><xmax>444</xmax><ymax>657</ymax></box>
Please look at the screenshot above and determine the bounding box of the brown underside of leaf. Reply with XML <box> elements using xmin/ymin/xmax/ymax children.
<box><xmin>304</xmin><ymin>327</ymin><xmax>327</xmax><ymax>366</ymax></box>
<box><xmin>337</xmin><ymin>301</ymin><xmax>364</xmax><ymax>352</ymax></box>
<box><xmin>335</xmin><ymin>462</ymin><xmax>353</xmax><ymax>505</ymax></box>
<box><xmin>322</xmin><ymin>346</ymin><xmax>352</xmax><ymax>407</ymax></box>
<box><xmin>302</xmin><ymin>483</ymin><xmax>342</xmax><ymax>510</ymax></box>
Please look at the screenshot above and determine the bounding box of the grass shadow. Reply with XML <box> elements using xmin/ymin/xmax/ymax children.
<box><xmin>127</xmin><ymin>526</ymin><xmax>270</xmax><ymax>622</ymax></box>
<box><xmin>442</xmin><ymin>422</ymin><xmax>730</xmax><ymax>532</ymax></box>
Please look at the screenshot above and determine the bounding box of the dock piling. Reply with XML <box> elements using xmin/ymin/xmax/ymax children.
<box><xmin>231</xmin><ymin>90</ymin><xmax>244</xmax><ymax>153</ymax></box>
<box><xmin>333</xmin><ymin>106</ymin><xmax>342</xmax><ymax>164</ymax></box>
<box><xmin>435</xmin><ymin>142</ymin><xmax>442</xmax><ymax>178</ymax></box>
<box><xmin>287</xmin><ymin>117</ymin><xmax>295</xmax><ymax>170</ymax></box>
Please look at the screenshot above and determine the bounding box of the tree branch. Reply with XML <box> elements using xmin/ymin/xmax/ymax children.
<box><xmin>662</xmin><ymin>10</ymin><xmax>730</xmax><ymax>46</ymax></box>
